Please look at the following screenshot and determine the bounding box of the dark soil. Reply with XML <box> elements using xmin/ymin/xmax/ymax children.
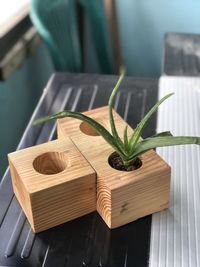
<box><xmin>108</xmin><ymin>152</ymin><xmax>142</xmax><ymax>172</ymax></box>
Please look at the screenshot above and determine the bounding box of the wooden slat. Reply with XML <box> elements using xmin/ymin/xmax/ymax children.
<box><xmin>103</xmin><ymin>0</ymin><xmax>123</xmax><ymax>73</ymax></box>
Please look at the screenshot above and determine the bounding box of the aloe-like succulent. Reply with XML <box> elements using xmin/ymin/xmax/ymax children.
<box><xmin>34</xmin><ymin>69</ymin><xmax>200</xmax><ymax>169</ymax></box>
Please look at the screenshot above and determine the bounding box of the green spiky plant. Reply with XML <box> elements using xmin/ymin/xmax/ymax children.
<box><xmin>34</xmin><ymin>69</ymin><xmax>200</xmax><ymax>170</ymax></box>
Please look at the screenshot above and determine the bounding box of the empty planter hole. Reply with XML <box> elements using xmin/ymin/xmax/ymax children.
<box><xmin>33</xmin><ymin>152</ymin><xmax>68</xmax><ymax>175</ymax></box>
<box><xmin>108</xmin><ymin>152</ymin><xmax>142</xmax><ymax>172</ymax></box>
<box><xmin>80</xmin><ymin>121</ymin><xmax>100</xmax><ymax>136</ymax></box>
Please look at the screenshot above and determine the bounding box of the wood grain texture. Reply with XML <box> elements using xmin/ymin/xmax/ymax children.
<box><xmin>8</xmin><ymin>138</ymin><xmax>96</xmax><ymax>232</ymax></box>
<box><xmin>57</xmin><ymin>106</ymin><xmax>171</xmax><ymax>228</ymax></box>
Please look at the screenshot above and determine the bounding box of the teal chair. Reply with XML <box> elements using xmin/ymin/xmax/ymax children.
<box><xmin>30</xmin><ymin>0</ymin><xmax>81</xmax><ymax>72</ymax></box>
<box><xmin>30</xmin><ymin>0</ymin><xmax>114</xmax><ymax>73</ymax></box>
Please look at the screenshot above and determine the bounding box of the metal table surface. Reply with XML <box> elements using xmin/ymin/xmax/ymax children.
<box><xmin>0</xmin><ymin>73</ymin><xmax>158</xmax><ymax>267</ymax></box>
<box><xmin>163</xmin><ymin>32</ymin><xmax>200</xmax><ymax>76</ymax></box>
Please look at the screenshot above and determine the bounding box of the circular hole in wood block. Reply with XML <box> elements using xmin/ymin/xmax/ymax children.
<box><xmin>108</xmin><ymin>152</ymin><xmax>142</xmax><ymax>172</ymax></box>
<box><xmin>79</xmin><ymin>118</ymin><xmax>108</xmax><ymax>136</ymax></box>
<box><xmin>79</xmin><ymin>121</ymin><xmax>100</xmax><ymax>136</ymax></box>
<box><xmin>33</xmin><ymin>152</ymin><xmax>68</xmax><ymax>175</ymax></box>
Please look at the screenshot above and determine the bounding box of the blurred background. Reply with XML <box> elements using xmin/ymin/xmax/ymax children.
<box><xmin>1</xmin><ymin>0</ymin><xmax>200</xmax><ymax>178</ymax></box>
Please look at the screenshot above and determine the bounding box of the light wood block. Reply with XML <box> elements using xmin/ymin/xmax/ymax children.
<box><xmin>57</xmin><ymin>106</ymin><xmax>171</xmax><ymax>228</ymax></box>
<box><xmin>8</xmin><ymin>138</ymin><xmax>96</xmax><ymax>232</ymax></box>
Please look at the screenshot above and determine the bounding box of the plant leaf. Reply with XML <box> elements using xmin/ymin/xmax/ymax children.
<box><xmin>151</xmin><ymin>131</ymin><xmax>173</xmax><ymax>138</ymax></box>
<box><xmin>130</xmin><ymin>136</ymin><xmax>200</xmax><ymax>158</ymax></box>
<box><xmin>129</xmin><ymin>93</ymin><xmax>174</xmax><ymax>154</ymax></box>
<box><xmin>108</xmin><ymin>67</ymin><xmax>125</xmax><ymax>151</ymax></box>
<box><xmin>123</xmin><ymin>125</ymin><xmax>129</xmax><ymax>152</ymax></box>
<box><xmin>33</xmin><ymin>110</ymin><xmax>127</xmax><ymax>158</ymax></box>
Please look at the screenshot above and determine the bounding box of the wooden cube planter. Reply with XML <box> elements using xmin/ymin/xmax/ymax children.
<box><xmin>57</xmin><ymin>106</ymin><xmax>171</xmax><ymax>228</ymax></box>
<box><xmin>8</xmin><ymin>138</ymin><xmax>96</xmax><ymax>232</ymax></box>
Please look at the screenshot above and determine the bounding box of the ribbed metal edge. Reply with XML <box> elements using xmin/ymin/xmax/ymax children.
<box><xmin>150</xmin><ymin>77</ymin><xmax>200</xmax><ymax>267</ymax></box>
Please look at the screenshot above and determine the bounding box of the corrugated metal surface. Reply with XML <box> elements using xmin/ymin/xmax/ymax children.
<box><xmin>150</xmin><ymin>77</ymin><xmax>200</xmax><ymax>267</ymax></box>
<box><xmin>0</xmin><ymin>73</ymin><xmax>158</xmax><ymax>267</ymax></box>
